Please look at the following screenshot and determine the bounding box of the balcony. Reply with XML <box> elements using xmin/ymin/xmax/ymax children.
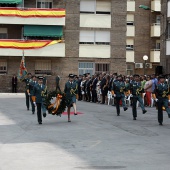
<box><xmin>127</xmin><ymin>0</ymin><xmax>135</xmax><ymax>12</ymax></box>
<box><xmin>0</xmin><ymin>43</ymin><xmax>65</xmax><ymax>57</ymax></box>
<box><xmin>126</xmin><ymin>51</ymin><xmax>134</xmax><ymax>62</ymax></box>
<box><xmin>80</xmin><ymin>14</ymin><xmax>111</xmax><ymax>28</ymax></box>
<box><xmin>150</xmin><ymin>49</ymin><xmax>160</xmax><ymax>62</ymax></box>
<box><xmin>0</xmin><ymin>7</ymin><xmax>65</xmax><ymax>26</ymax></box>
<box><xmin>151</xmin><ymin>0</ymin><xmax>161</xmax><ymax>12</ymax></box>
<box><xmin>151</xmin><ymin>23</ymin><xmax>160</xmax><ymax>37</ymax></box>
<box><xmin>126</xmin><ymin>26</ymin><xmax>135</xmax><ymax>37</ymax></box>
<box><xmin>168</xmin><ymin>1</ymin><xmax>170</xmax><ymax>17</ymax></box>
<box><xmin>166</xmin><ymin>40</ymin><xmax>170</xmax><ymax>55</ymax></box>
<box><xmin>79</xmin><ymin>45</ymin><xmax>110</xmax><ymax>58</ymax></box>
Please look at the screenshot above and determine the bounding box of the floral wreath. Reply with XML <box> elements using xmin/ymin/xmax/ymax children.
<box><xmin>44</xmin><ymin>90</ymin><xmax>67</xmax><ymax>116</ymax></box>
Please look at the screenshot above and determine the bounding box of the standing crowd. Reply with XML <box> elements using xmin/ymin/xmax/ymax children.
<box><xmin>76</xmin><ymin>72</ymin><xmax>170</xmax><ymax>125</ymax></box>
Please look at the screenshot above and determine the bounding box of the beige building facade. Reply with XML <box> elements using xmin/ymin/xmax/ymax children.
<box><xmin>0</xmin><ymin>0</ymin><xmax>161</xmax><ymax>92</ymax></box>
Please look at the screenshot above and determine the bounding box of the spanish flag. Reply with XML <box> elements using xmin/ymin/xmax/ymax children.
<box><xmin>18</xmin><ymin>50</ymin><xmax>27</xmax><ymax>81</ymax></box>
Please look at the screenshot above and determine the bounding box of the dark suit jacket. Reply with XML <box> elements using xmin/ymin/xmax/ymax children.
<box><xmin>12</xmin><ymin>76</ymin><xmax>17</xmax><ymax>85</ymax></box>
<box><xmin>100</xmin><ymin>77</ymin><xmax>106</xmax><ymax>91</ymax></box>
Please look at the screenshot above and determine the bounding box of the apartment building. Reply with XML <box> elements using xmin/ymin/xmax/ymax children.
<box><xmin>162</xmin><ymin>0</ymin><xmax>170</xmax><ymax>73</ymax></box>
<box><xmin>0</xmin><ymin>0</ymin><xmax>161</xmax><ymax>92</ymax></box>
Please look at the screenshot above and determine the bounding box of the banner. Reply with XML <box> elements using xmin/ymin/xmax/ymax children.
<box><xmin>0</xmin><ymin>8</ymin><xmax>65</xmax><ymax>18</ymax></box>
<box><xmin>18</xmin><ymin>50</ymin><xmax>27</xmax><ymax>81</ymax></box>
<box><xmin>0</xmin><ymin>40</ymin><xmax>61</xmax><ymax>49</ymax></box>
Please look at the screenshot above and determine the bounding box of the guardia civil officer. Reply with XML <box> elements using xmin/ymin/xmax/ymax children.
<box><xmin>130</xmin><ymin>74</ymin><xmax>147</xmax><ymax>120</ymax></box>
<box><xmin>111</xmin><ymin>75</ymin><xmax>128</xmax><ymax>116</ymax></box>
<box><xmin>32</xmin><ymin>76</ymin><xmax>47</xmax><ymax>124</ymax></box>
<box><xmin>24</xmin><ymin>73</ymin><xmax>32</xmax><ymax>110</ymax></box>
<box><xmin>27</xmin><ymin>75</ymin><xmax>37</xmax><ymax>114</ymax></box>
<box><xmin>152</xmin><ymin>75</ymin><xmax>170</xmax><ymax>125</ymax></box>
<box><xmin>64</xmin><ymin>74</ymin><xmax>78</xmax><ymax>122</ymax></box>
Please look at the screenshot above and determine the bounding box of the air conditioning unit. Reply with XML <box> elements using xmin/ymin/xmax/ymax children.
<box><xmin>145</xmin><ymin>63</ymin><xmax>152</xmax><ymax>69</ymax></box>
<box><xmin>135</xmin><ymin>63</ymin><xmax>143</xmax><ymax>68</ymax></box>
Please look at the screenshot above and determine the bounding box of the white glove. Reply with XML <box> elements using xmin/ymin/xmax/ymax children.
<box><xmin>155</xmin><ymin>98</ymin><xmax>158</xmax><ymax>102</ymax></box>
<box><xmin>33</xmin><ymin>102</ymin><xmax>36</xmax><ymax>107</ymax></box>
<box><xmin>168</xmin><ymin>100</ymin><xmax>170</xmax><ymax>103</ymax></box>
<box><xmin>28</xmin><ymin>93</ymin><xmax>30</xmax><ymax>96</ymax></box>
<box><xmin>113</xmin><ymin>94</ymin><xmax>116</xmax><ymax>97</ymax></box>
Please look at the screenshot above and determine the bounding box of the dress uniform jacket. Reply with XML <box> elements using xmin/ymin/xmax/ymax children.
<box><xmin>33</xmin><ymin>84</ymin><xmax>46</xmax><ymax>103</ymax></box>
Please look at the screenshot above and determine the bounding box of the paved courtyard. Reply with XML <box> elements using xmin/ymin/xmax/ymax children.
<box><xmin>0</xmin><ymin>93</ymin><xmax>170</xmax><ymax>170</ymax></box>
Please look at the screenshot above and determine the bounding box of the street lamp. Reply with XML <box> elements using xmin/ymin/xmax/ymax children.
<box><xmin>143</xmin><ymin>55</ymin><xmax>148</xmax><ymax>75</ymax></box>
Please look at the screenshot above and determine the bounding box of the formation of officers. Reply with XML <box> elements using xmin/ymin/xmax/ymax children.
<box><xmin>22</xmin><ymin>72</ymin><xmax>170</xmax><ymax>126</ymax></box>
<box><xmin>76</xmin><ymin>72</ymin><xmax>170</xmax><ymax>125</ymax></box>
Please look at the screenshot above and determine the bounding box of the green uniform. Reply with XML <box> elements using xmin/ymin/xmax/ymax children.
<box><xmin>153</xmin><ymin>83</ymin><xmax>170</xmax><ymax>124</ymax></box>
<box><xmin>64</xmin><ymin>81</ymin><xmax>78</xmax><ymax>107</ymax></box>
<box><xmin>112</xmin><ymin>80</ymin><xmax>127</xmax><ymax>115</ymax></box>
<box><xmin>33</xmin><ymin>84</ymin><xmax>47</xmax><ymax>124</ymax></box>
<box><xmin>130</xmin><ymin>81</ymin><xmax>146</xmax><ymax>119</ymax></box>
<box><xmin>25</xmin><ymin>78</ymin><xmax>31</xmax><ymax>110</ymax></box>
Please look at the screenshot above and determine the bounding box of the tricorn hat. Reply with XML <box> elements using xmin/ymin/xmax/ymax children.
<box><xmin>68</xmin><ymin>74</ymin><xmax>74</xmax><ymax>78</ymax></box>
<box><xmin>38</xmin><ymin>76</ymin><xmax>43</xmax><ymax>80</ymax></box>
<box><xmin>133</xmin><ymin>74</ymin><xmax>140</xmax><ymax>77</ymax></box>
<box><xmin>158</xmin><ymin>75</ymin><xmax>165</xmax><ymax>79</ymax></box>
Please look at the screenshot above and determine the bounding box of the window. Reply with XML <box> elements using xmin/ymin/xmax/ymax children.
<box><xmin>127</xmin><ymin>14</ymin><xmax>134</xmax><ymax>26</ymax></box>
<box><xmin>37</xmin><ymin>0</ymin><xmax>53</xmax><ymax>8</ymax></box>
<box><xmin>78</xmin><ymin>62</ymin><xmax>94</xmax><ymax>75</ymax></box>
<box><xmin>126</xmin><ymin>64</ymin><xmax>134</xmax><ymax>75</ymax></box>
<box><xmin>79</xmin><ymin>30</ymin><xmax>110</xmax><ymax>45</ymax></box>
<box><xmin>156</xmin><ymin>40</ymin><xmax>160</xmax><ymax>50</ymax></box>
<box><xmin>156</xmin><ymin>15</ymin><xmax>161</xmax><ymax>24</ymax></box>
<box><xmin>0</xmin><ymin>61</ymin><xmax>7</xmax><ymax>74</ymax></box>
<box><xmin>126</xmin><ymin>45</ymin><xmax>134</xmax><ymax>50</ymax></box>
<box><xmin>95</xmin><ymin>63</ymin><xmax>110</xmax><ymax>74</ymax></box>
<box><xmin>35</xmin><ymin>60</ymin><xmax>51</xmax><ymax>75</ymax></box>
<box><xmin>126</xmin><ymin>39</ymin><xmax>134</xmax><ymax>50</ymax></box>
<box><xmin>80</xmin><ymin>0</ymin><xmax>111</xmax><ymax>14</ymax></box>
<box><xmin>0</xmin><ymin>28</ymin><xmax>8</xmax><ymax>39</ymax></box>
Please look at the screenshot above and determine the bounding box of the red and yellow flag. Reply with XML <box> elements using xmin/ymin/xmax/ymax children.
<box><xmin>0</xmin><ymin>40</ymin><xmax>61</xmax><ymax>49</ymax></box>
<box><xmin>0</xmin><ymin>7</ymin><xmax>65</xmax><ymax>18</ymax></box>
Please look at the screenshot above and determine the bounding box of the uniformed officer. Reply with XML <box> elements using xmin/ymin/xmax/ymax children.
<box><xmin>27</xmin><ymin>75</ymin><xmax>37</xmax><ymax>114</ymax></box>
<box><xmin>111</xmin><ymin>75</ymin><xmax>128</xmax><ymax>116</ymax></box>
<box><xmin>130</xmin><ymin>74</ymin><xmax>147</xmax><ymax>120</ymax></box>
<box><xmin>64</xmin><ymin>74</ymin><xmax>78</xmax><ymax>122</ymax></box>
<box><xmin>152</xmin><ymin>75</ymin><xmax>170</xmax><ymax>125</ymax></box>
<box><xmin>24</xmin><ymin>73</ymin><xmax>32</xmax><ymax>110</ymax></box>
<box><xmin>32</xmin><ymin>77</ymin><xmax>47</xmax><ymax>124</ymax></box>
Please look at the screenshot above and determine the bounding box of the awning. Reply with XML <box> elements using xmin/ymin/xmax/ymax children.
<box><xmin>0</xmin><ymin>0</ymin><xmax>22</xmax><ymax>4</ymax></box>
<box><xmin>24</xmin><ymin>25</ymin><xmax>63</xmax><ymax>37</ymax></box>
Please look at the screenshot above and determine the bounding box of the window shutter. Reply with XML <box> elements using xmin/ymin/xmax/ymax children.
<box><xmin>127</xmin><ymin>14</ymin><xmax>134</xmax><ymax>22</ymax></box>
<box><xmin>80</xmin><ymin>0</ymin><xmax>95</xmax><ymax>12</ymax></box>
<box><xmin>96</xmin><ymin>0</ymin><xmax>111</xmax><ymax>12</ymax></box>
<box><xmin>95</xmin><ymin>31</ymin><xmax>110</xmax><ymax>43</ymax></box>
<box><xmin>126</xmin><ymin>39</ymin><xmax>134</xmax><ymax>45</ymax></box>
<box><xmin>80</xmin><ymin>30</ymin><xmax>95</xmax><ymax>43</ymax></box>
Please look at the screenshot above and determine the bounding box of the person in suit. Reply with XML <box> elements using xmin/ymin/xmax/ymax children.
<box><xmin>56</xmin><ymin>75</ymin><xmax>61</xmax><ymax>91</ymax></box>
<box><xmin>100</xmin><ymin>72</ymin><xmax>106</xmax><ymax>104</ymax></box>
<box><xmin>32</xmin><ymin>77</ymin><xmax>47</xmax><ymax>124</ymax></box>
<box><xmin>12</xmin><ymin>74</ymin><xmax>17</xmax><ymax>93</ymax></box>
<box><xmin>152</xmin><ymin>75</ymin><xmax>170</xmax><ymax>125</ymax></box>
<box><xmin>111</xmin><ymin>75</ymin><xmax>128</xmax><ymax>116</ymax></box>
<box><xmin>24</xmin><ymin>73</ymin><xmax>32</xmax><ymax>110</ymax></box>
<box><xmin>92</xmin><ymin>74</ymin><xmax>98</xmax><ymax>103</ymax></box>
<box><xmin>130</xmin><ymin>74</ymin><xmax>147</xmax><ymax>120</ymax></box>
<box><xmin>64</xmin><ymin>74</ymin><xmax>78</xmax><ymax>122</ymax></box>
<box><xmin>27</xmin><ymin>75</ymin><xmax>37</xmax><ymax>114</ymax></box>
<box><xmin>77</xmin><ymin>75</ymin><xmax>83</xmax><ymax>101</ymax></box>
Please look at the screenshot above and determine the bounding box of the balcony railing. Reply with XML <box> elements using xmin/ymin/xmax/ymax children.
<box><xmin>150</xmin><ymin>49</ymin><xmax>160</xmax><ymax>62</ymax></box>
<box><xmin>151</xmin><ymin>0</ymin><xmax>161</xmax><ymax>12</ymax></box>
<box><xmin>127</xmin><ymin>0</ymin><xmax>135</xmax><ymax>12</ymax></box>
<box><xmin>151</xmin><ymin>23</ymin><xmax>160</xmax><ymax>37</ymax></box>
<box><xmin>0</xmin><ymin>7</ymin><xmax>65</xmax><ymax>25</ymax></box>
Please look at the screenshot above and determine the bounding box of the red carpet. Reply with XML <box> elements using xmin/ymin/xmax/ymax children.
<box><xmin>62</xmin><ymin>112</ymin><xmax>83</xmax><ymax>115</ymax></box>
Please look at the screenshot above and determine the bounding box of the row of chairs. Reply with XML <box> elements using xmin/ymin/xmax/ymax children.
<box><xmin>107</xmin><ymin>91</ymin><xmax>154</xmax><ymax>107</ymax></box>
